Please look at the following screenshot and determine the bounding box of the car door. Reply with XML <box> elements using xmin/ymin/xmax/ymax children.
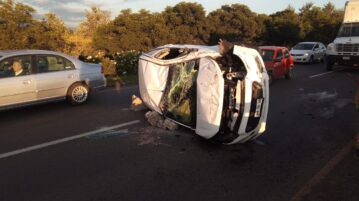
<box><xmin>34</xmin><ymin>55</ymin><xmax>78</xmax><ymax>100</ymax></box>
<box><xmin>273</xmin><ymin>49</ymin><xmax>284</xmax><ymax>77</ymax></box>
<box><xmin>283</xmin><ymin>49</ymin><xmax>291</xmax><ymax>74</ymax></box>
<box><xmin>0</xmin><ymin>55</ymin><xmax>37</xmax><ymax>107</ymax></box>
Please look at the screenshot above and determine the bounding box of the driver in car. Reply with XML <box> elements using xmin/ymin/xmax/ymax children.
<box><xmin>11</xmin><ymin>61</ymin><xmax>25</xmax><ymax>77</ymax></box>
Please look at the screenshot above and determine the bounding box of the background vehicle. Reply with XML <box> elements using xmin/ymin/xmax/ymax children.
<box><xmin>259</xmin><ymin>46</ymin><xmax>294</xmax><ymax>84</ymax></box>
<box><xmin>0</xmin><ymin>50</ymin><xmax>106</xmax><ymax>110</ymax></box>
<box><xmin>290</xmin><ymin>42</ymin><xmax>326</xmax><ymax>63</ymax></box>
<box><xmin>138</xmin><ymin>44</ymin><xmax>269</xmax><ymax>144</ymax></box>
<box><xmin>326</xmin><ymin>0</ymin><xmax>359</xmax><ymax>71</ymax></box>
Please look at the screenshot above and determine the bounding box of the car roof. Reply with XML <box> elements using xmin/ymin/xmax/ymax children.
<box><xmin>258</xmin><ymin>46</ymin><xmax>288</xmax><ymax>50</ymax></box>
<box><xmin>0</xmin><ymin>50</ymin><xmax>72</xmax><ymax>58</ymax></box>
<box><xmin>297</xmin><ymin>42</ymin><xmax>320</xmax><ymax>44</ymax></box>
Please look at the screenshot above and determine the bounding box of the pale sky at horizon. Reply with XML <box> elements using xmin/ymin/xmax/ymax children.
<box><xmin>18</xmin><ymin>0</ymin><xmax>346</xmax><ymax>27</ymax></box>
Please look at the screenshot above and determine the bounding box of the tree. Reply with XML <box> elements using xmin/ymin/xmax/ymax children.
<box><xmin>93</xmin><ymin>9</ymin><xmax>174</xmax><ymax>53</ymax></box>
<box><xmin>0</xmin><ymin>0</ymin><xmax>36</xmax><ymax>49</ymax></box>
<box><xmin>65</xmin><ymin>6</ymin><xmax>111</xmax><ymax>56</ymax></box>
<box><xmin>162</xmin><ymin>2</ymin><xmax>209</xmax><ymax>44</ymax></box>
<box><xmin>207</xmin><ymin>4</ymin><xmax>262</xmax><ymax>45</ymax></box>
<box><xmin>264</xmin><ymin>6</ymin><xmax>302</xmax><ymax>46</ymax></box>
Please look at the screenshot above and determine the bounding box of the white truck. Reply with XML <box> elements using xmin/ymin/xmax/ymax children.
<box><xmin>326</xmin><ymin>0</ymin><xmax>359</xmax><ymax>70</ymax></box>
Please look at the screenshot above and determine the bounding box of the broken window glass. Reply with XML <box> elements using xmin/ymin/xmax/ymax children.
<box><xmin>161</xmin><ymin>59</ymin><xmax>199</xmax><ymax>126</ymax></box>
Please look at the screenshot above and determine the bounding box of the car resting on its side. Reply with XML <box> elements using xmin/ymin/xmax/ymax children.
<box><xmin>138</xmin><ymin>43</ymin><xmax>269</xmax><ymax>144</ymax></box>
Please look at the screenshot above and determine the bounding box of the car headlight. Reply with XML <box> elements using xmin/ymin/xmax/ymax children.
<box><xmin>327</xmin><ymin>43</ymin><xmax>334</xmax><ymax>51</ymax></box>
<box><xmin>304</xmin><ymin>53</ymin><xmax>309</xmax><ymax>57</ymax></box>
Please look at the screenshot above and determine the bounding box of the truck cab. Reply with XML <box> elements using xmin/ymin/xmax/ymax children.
<box><xmin>326</xmin><ymin>0</ymin><xmax>359</xmax><ymax>70</ymax></box>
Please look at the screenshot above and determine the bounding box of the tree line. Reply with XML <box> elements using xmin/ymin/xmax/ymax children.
<box><xmin>0</xmin><ymin>0</ymin><xmax>344</xmax><ymax>56</ymax></box>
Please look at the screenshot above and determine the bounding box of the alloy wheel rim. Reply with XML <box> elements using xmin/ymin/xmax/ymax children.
<box><xmin>72</xmin><ymin>86</ymin><xmax>88</xmax><ymax>103</ymax></box>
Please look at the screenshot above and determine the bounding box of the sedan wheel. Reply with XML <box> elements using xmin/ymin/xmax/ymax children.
<box><xmin>67</xmin><ymin>83</ymin><xmax>89</xmax><ymax>105</ymax></box>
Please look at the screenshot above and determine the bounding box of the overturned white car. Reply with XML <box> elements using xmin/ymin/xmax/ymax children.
<box><xmin>138</xmin><ymin>44</ymin><xmax>269</xmax><ymax>144</ymax></box>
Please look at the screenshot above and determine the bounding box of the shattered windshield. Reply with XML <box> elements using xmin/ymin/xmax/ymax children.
<box><xmin>161</xmin><ymin>60</ymin><xmax>199</xmax><ymax>126</ymax></box>
<box><xmin>337</xmin><ymin>23</ymin><xmax>359</xmax><ymax>37</ymax></box>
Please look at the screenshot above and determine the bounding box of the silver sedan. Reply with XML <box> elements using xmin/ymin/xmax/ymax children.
<box><xmin>0</xmin><ymin>50</ymin><xmax>106</xmax><ymax>110</ymax></box>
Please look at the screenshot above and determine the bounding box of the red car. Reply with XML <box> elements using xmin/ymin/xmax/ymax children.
<box><xmin>259</xmin><ymin>46</ymin><xmax>294</xmax><ymax>84</ymax></box>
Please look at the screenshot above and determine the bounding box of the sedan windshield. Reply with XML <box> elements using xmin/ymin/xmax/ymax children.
<box><xmin>337</xmin><ymin>23</ymin><xmax>359</xmax><ymax>37</ymax></box>
<box><xmin>292</xmin><ymin>43</ymin><xmax>315</xmax><ymax>50</ymax></box>
<box><xmin>260</xmin><ymin>50</ymin><xmax>275</xmax><ymax>62</ymax></box>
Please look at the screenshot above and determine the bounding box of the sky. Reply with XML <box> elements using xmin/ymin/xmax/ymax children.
<box><xmin>19</xmin><ymin>0</ymin><xmax>345</xmax><ymax>28</ymax></box>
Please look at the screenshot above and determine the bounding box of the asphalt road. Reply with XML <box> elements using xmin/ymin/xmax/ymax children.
<box><xmin>0</xmin><ymin>63</ymin><xmax>358</xmax><ymax>201</ymax></box>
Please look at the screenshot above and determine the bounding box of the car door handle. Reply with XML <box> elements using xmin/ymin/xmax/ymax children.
<box><xmin>22</xmin><ymin>80</ymin><xmax>31</xmax><ymax>85</ymax></box>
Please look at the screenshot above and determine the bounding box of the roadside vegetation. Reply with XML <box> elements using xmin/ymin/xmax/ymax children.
<box><xmin>0</xmin><ymin>0</ymin><xmax>344</xmax><ymax>84</ymax></box>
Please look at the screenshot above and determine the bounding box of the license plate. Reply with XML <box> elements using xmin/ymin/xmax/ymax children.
<box><xmin>254</xmin><ymin>99</ymin><xmax>264</xmax><ymax>118</ymax></box>
<box><xmin>343</xmin><ymin>56</ymin><xmax>350</xmax><ymax>60</ymax></box>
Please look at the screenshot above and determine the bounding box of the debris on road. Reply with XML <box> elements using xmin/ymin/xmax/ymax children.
<box><xmin>145</xmin><ymin>111</ymin><xmax>178</xmax><ymax>131</ymax></box>
<box><xmin>131</xmin><ymin>95</ymin><xmax>147</xmax><ymax>111</ymax></box>
<box><xmin>135</xmin><ymin>126</ymin><xmax>172</xmax><ymax>146</ymax></box>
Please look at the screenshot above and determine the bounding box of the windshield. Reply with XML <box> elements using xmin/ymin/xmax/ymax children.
<box><xmin>161</xmin><ymin>60</ymin><xmax>199</xmax><ymax>126</ymax></box>
<box><xmin>260</xmin><ymin>50</ymin><xmax>275</xmax><ymax>62</ymax></box>
<box><xmin>292</xmin><ymin>43</ymin><xmax>315</xmax><ymax>50</ymax></box>
<box><xmin>337</xmin><ymin>23</ymin><xmax>359</xmax><ymax>37</ymax></box>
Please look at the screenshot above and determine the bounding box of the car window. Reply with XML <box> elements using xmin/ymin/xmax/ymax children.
<box><xmin>314</xmin><ymin>44</ymin><xmax>319</xmax><ymax>49</ymax></box>
<box><xmin>276</xmin><ymin>50</ymin><xmax>283</xmax><ymax>60</ymax></box>
<box><xmin>36</xmin><ymin>55</ymin><xmax>75</xmax><ymax>73</ymax></box>
<box><xmin>0</xmin><ymin>55</ymin><xmax>32</xmax><ymax>78</ymax></box>
<box><xmin>284</xmin><ymin>50</ymin><xmax>290</xmax><ymax>58</ymax></box>
<box><xmin>260</xmin><ymin>50</ymin><xmax>274</xmax><ymax>62</ymax></box>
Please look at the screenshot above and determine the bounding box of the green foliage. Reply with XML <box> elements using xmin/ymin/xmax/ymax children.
<box><xmin>0</xmin><ymin>0</ymin><xmax>345</xmax><ymax>62</ymax></box>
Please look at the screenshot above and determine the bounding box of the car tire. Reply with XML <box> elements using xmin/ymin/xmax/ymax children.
<box><xmin>309</xmin><ymin>56</ymin><xmax>314</xmax><ymax>64</ymax></box>
<box><xmin>268</xmin><ymin>71</ymin><xmax>273</xmax><ymax>85</ymax></box>
<box><xmin>285</xmin><ymin>67</ymin><xmax>293</xmax><ymax>80</ymax></box>
<box><xmin>67</xmin><ymin>83</ymin><xmax>89</xmax><ymax>105</ymax></box>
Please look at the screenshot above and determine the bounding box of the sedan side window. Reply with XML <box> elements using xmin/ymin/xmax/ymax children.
<box><xmin>36</xmin><ymin>55</ymin><xmax>75</xmax><ymax>73</ymax></box>
<box><xmin>0</xmin><ymin>55</ymin><xmax>32</xmax><ymax>78</ymax></box>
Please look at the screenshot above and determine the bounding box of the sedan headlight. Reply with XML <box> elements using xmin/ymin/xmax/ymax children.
<box><xmin>327</xmin><ymin>43</ymin><xmax>334</xmax><ymax>51</ymax></box>
<box><xmin>304</xmin><ymin>53</ymin><xmax>309</xmax><ymax>57</ymax></box>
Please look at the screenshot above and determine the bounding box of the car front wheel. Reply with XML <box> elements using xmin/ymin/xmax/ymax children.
<box><xmin>67</xmin><ymin>83</ymin><xmax>89</xmax><ymax>105</ymax></box>
<box><xmin>285</xmin><ymin>67</ymin><xmax>293</xmax><ymax>80</ymax></box>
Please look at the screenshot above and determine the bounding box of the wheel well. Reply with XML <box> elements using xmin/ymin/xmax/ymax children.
<box><xmin>67</xmin><ymin>81</ymin><xmax>89</xmax><ymax>95</ymax></box>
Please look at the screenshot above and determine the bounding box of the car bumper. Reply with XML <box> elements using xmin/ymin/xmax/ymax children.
<box><xmin>293</xmin><ymin>56</ymin><xmax>310</xmax><ymax>63</ymax></box>
<box><xmin>327</xmin><ymin>55</ymin><xmax>359</xmax><ymax>65</ymax></box>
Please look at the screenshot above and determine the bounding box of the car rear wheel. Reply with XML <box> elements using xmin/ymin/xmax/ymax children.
<box><xmin>285</xmin><ymin>67</ymin><xmax>293</xmax><ymax>80</ymax></box>
<box><xmin>67</xmin><ymin>83</ymin><xmax>89</xmax><ymax>105</ymax></box>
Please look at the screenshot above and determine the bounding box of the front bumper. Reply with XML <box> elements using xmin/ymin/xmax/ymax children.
<box><xmin>327</xmin><ymin>55</ymin><xmax>359</xmax><ymax>65</ymax></box>
<box><xmin>293</xmin><ymin>56</ymin><xmax>310</xmax><ymax>63</ymax></box>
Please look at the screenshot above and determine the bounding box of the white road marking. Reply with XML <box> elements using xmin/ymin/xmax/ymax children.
<box><xmin>289</xmin><ymin>140</ymin><xmax>354</xmax><ymax>201</ymax></box>
<box><xmin>309</xmin><ymin>71</ymin><xmax>336</xmax><ymax>79</ymax></box>
<box><xmin>0</xmin><ymin>120</ymin><xmax>141</xmax><ymax>160</ymax></box>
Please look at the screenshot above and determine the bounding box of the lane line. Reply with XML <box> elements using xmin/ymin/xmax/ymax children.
<box><xmin>289</xmin><ymin>140</ymin><xmax>354</xmax><ymax>201</ymax></box>
<box><xmin>309</xmin><ymin>71</ymin><xmax>336</xmax><ymax>79</ymax></box>
<box><xmin>0</xmin><ymin>120</ymin><xmax>141</xmax><ymax>160</ymax></box>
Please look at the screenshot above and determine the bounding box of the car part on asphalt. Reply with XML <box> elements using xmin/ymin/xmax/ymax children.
<box><xmin>131</xmin><ymin>95</ymin><xmax>148</xmax><ymax>111</ymax></box>
<box><xmin>138</xmin><ymin>41</ymin><xmax>269</xmax><ymax>144</ymax></box>
<box><xmin>145</xmin><ymin>111</ymin><xmax>179</xmax><ymax>131</ymax></box>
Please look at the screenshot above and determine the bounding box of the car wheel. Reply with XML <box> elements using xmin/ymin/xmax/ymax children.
<box><xmin>67</xmin><ymin>83</ymin><xmax>89</xmax><ymax>105</ymax></box>
<box><xmin>326</xmin><ymin>60</ymin><xmax>334</xmax><ymax>71</ymax></box>
<box><xmin>268</xmin><ymin>71</ymin><xmax>273</xmax><ymax>85</ymax></box>
<box><xmin>285</xmin><ymin>67</ymin><xmax>293</xmax><ymax>80</ymax></box>
<box><xmin>309</xmin><ymin>56</ymin><xmax>314</xmax><ymax>64</ymax></box>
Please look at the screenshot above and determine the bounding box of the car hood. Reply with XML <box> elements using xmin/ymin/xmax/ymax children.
<box><xmin>334</xmin><ymin>37</ymin><xmax>359</xmax><ymax>44</ymax></box>
<box><xmin>290</xmin><ymin>49</ymin><xmax>312</xmax><ymax>55</ymax></box>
